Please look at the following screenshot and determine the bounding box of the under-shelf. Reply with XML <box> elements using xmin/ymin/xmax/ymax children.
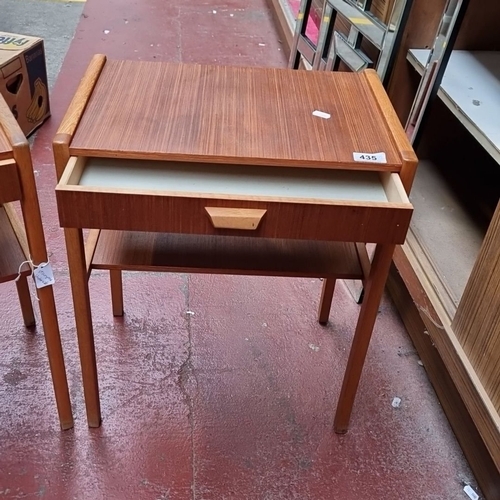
<box><xmin>407</xmin><ymin>49</ymin><xmax>500</xmax><ymax>164</ymax></box>
<box><xmin>92</xmin><ymin>230</ymin><xmax>365</xmax><ymax>279</ymax></box>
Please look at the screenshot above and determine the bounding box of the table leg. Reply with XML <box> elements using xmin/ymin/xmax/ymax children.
<box><xmin>318</xmin><ymin>278</ymin><xmax>336</xmax><ymax>325</ymax></box>
<box><xmin>10</xmin><ymin>155</ymin><xmax>73</xmax><ymax>428</ymax></box>
<box><xmin>37</xmin><ymin>285</ymin><xmax>74</xmax><ymax>429</ymax></box>
<box><xmin>64</xmin><ymin>227</ymin><xmax>101</xmax><ymax>427</ymax></box>
<box><xmin>334</xmin><ymin>243</ymin><xmax>396</xmax><ymax>433</ymax></box>
<box><xmin>110</xmin><ymin>270</ymin><xmax>124</xmax><ymax>317</ymax></box>
<box><xmin>15</xmin><ymin>276</ymin><xmax>35</xmax><ymax>327</ymax></box>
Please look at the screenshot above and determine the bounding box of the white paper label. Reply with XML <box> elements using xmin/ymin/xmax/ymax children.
<box><xmin>353</xmin><ymin>152</ymin><xmax>387</xmax><ymax>163</ymax></box>
<box><xmin>33</xmin><ymin>263</ymin><xmax>55</xmax><ymax>289</ymax></box>
<box><xmin>463</xmin><ymin>485</ymin><xmax>479</xmax><ymax>500</ymax></box>
<box><xmin>312</xmin><ymin>110</ymin><xmax>331</xmax><ymax>119</ymax></box>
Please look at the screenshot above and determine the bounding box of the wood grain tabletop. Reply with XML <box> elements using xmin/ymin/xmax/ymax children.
<box><xmin>70</xmin><ymin>60</ymin><xmax>401</xmax><ymax>169</ymax></box>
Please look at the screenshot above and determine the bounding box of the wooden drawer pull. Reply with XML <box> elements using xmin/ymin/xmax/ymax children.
<box><xmin>205</xmin><ymin>207</ymin><xmax>266</xmax><ymax>230</ymax></box>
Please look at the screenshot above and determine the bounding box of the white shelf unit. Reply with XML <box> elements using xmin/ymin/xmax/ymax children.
<box><xmin>403</xmin><ymin>48</ymin><xmax>500</xmax><ymax>311</ymax></box>
<box><xmin>407</xmin><ymin>49</ymin><xmax>500</xmax><ymax>163</ymax></box>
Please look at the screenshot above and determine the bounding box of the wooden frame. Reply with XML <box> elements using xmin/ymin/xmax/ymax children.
<box><xmin>0</xmin><ymin>95</ymin><xmax>73</xmax><ymax>430</ymax></box>
<box><xmin>53</xmin><ymin>56</ymin><xmax>416</xmax><ymax>433</ymax></box>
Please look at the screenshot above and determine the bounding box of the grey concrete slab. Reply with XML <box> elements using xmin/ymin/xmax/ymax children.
<box><xmin>2</xmin><ymin>0</ymin><xmax>84</xmax><ymax>89</ymax></box>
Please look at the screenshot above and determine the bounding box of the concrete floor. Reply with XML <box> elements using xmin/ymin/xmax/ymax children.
<box><xmin>0</xmin><ymin>1</ymin><xmax>481</xmax><ymax>499</ymax></box>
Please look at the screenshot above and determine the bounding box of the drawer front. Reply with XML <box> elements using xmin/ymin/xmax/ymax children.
<box><xmin>56</xmin><ymin>189</ymin><xmax>413</xmax><ymax>244</ymax></box>
<box><xmin>0</xmin><ymin>160</ymin><xmax>21</xmax><ymax>204</ymax></box>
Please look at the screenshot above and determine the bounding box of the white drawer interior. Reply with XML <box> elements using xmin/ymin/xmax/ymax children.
<box><xmin>76</xmin><ymin>157</ymin><xmax>394</xmax><ymax>202</ymax></box>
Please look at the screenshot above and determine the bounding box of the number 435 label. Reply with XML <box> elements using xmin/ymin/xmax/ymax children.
<box><xmin>353</xmin><ymin>152</ymin><xmax>387</xmax><ymax>163</ymax></box>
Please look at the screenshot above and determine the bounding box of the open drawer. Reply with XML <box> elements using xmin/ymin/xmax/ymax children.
<box><xmin>56</xmin><ymin>156</ymin><xmax>413</xmax><ymax>244</ymax></box>
<box><xmin>0</xmin><ymin>159</ymin><xmax>22</xmax><ymax>205</ymax></box>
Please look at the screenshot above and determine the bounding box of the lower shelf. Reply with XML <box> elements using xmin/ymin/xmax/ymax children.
<box><xmin>92</xmin><ymin>230</ymin><xmax>364</xmax><ymax>279</ymax></box>
<box><xmin>409</xmin><ymin>159</ymin><xmax>486</xmax><ymax>316</ymax></box>
<box><xmin>0</xmin><ymin>205</ymin><xmax>29</xmax><ymax>284</ymax></box>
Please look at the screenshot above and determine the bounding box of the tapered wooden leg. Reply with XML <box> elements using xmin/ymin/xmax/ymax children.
<box><xmin>36</xmin><ymin>284</ymin><xmax>74</xmax><ymax>429</ymax></box>
<box><xmin>15</xmin><ymin>276</ymin><xmax>35</xmax><ymax>327</ymax></box>
<box><xmin>110</xmin><ymin>270</ymin><xmax>124</xmax><ymax>317</ymax></box>
<box><xmin>65</xmin><ymin>227</ymin><xmax>101</xmax><ymax>427</ymax></box>
<box><xmin>318</xmin><ymin>278</ymin><xmax>336</xmax><ymax>325</ymax></box>
<box><xmin>334</xmin><ymin>244</ymin><xmax>396</xmax><ymax>434</ymax></box>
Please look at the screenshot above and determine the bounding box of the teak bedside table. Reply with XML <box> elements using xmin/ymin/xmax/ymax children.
<box><xmin>0</xmin><ymin>95</ymin><xmax>73</xmax><ymax>430</ymax></box>
<box><xmin>53</xmin><ymin>55</ymin><xmax>417</xmax><ymax>430</ymax></box>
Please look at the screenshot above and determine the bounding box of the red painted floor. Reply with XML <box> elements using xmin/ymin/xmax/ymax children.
<box><xmin>0</xmin><ymin>1</ymin><xmax>479</xmax><ymax>499</ymax></box>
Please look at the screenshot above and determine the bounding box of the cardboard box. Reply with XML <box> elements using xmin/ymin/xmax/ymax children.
<box><xmin>0</xmin><ymin>31</ymin><xmax>50</xmax><ymax>137</ymax></box>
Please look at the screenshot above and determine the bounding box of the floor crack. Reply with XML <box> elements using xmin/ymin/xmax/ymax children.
<box><xmin>176</xmin><ymin>274</ymin><xmax>197</xmax><ymax>500</ymax></box>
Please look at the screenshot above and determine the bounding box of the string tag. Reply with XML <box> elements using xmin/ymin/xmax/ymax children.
<box><xmin>15</xmin><ymin>256</ymin><xmax>55</xmax><ymax>300</ymax></box>
<box><xmin>33</xmin><ymin>263</ymin><xmax>55</xmax><ymax>289</ymax></box>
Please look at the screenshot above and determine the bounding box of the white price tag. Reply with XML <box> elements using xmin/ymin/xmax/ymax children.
<box><xmin>353</xmin><ymin>152</ymin><xmax>387</xmax><ymax>163</ymax></box>
<box><xmin>33</xmin><ymin>263</ymin><xmax>55</xmax><ymax>289</ymax></box>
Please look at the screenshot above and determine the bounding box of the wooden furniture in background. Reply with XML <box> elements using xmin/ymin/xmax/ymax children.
<box><xmin>373</xmin><ymin>0</ymin><xmax>396</xmax><ymax>23</ymax></box>
<box><xmin>395</xmin><ymin>0</ymin><xmax>500</xmax><ymax>491</ymax></box>
<box><xmin>287</xmin><ymin>0</ymin><xmax>413</xmax><ymax>85</ymax></box>
<box><xmin>269</xmin><ymin>0</ymin><xmax>500</xmax><ymax>495</ymax></box>
<box><xmin>53</xmin><ymin>55</ymin><xmax>416</xmax><ymax>430</ymax></box>
<box><xmin>0</xmin><ymin>94</ymin><xmax>73</xmax><ymax>430</ymax></box>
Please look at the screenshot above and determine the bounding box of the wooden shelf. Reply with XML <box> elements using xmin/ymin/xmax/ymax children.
<box><xmin>407</xmin><ymin>49</ymin><xmax>500</xmax><ymax>164</ymax></box>
<box><xmin>92</xmin><ymin>230</ymin><xmax>364</xmax><ymax>279</ymax></box>
<box><xmin>0</xmin><ymin>205</ymin><xmax>29</xmax><ymax>284</ymax></box>
<box><xmin>408</xmin><ymin>159</ymin><xmax>486</xmax><ymax>314</ymax></box>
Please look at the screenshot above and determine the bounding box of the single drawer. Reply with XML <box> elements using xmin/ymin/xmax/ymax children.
<box><xmin>0</xmin><ymin>159</ymin><xmax>21</xmax><ymax>204</ymax></box>
<box><xmin>56</xmin><ymin>156</ymin><xmax>413</xmax><ymax>244</ymax></box>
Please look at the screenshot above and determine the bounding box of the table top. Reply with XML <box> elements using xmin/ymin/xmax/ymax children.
<box><xmin>0</xmin><ymin>126</ymin><xmax>12</xmax><ymax>161</ymax></box>
<box><xmin>70</xmin><ymin>60</ymin><xmax>401</xmax><ymax>169</ymax></box>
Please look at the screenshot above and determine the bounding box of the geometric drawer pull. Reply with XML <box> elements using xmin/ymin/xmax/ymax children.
<box><xmin>205</xmin><ymin>207</ymin><xmax>267</xmax><ymax>230</ymax></box>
